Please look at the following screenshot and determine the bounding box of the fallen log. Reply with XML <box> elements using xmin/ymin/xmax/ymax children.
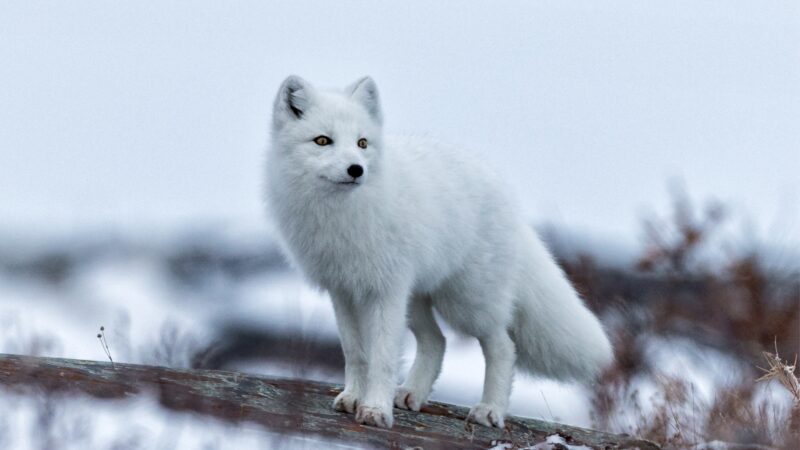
<box><xmin>0</xmin><ymin>353</ymin><xmax>659</xmax><ymax>449</ymax></box>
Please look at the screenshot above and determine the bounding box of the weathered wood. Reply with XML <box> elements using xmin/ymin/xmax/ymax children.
<box><xmin>0</xmin><ymin>354</ymin><xmax>659</xmax><ymax>449</ymax></box>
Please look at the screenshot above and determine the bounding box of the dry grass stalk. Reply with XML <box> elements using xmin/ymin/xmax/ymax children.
<box><xmin>756</xmin><ymin>345</ymin><xmax>800</xmax><ymax>439</ymax></box>
<box><xmin>756</xmin><ymin>350</ymin><xmax>799</xmax><ymax>402</ymax></box>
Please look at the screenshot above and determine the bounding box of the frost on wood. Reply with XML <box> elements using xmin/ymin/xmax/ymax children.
<box><xmin>0</xmin><ymin>354</ymin><xmax>659</xmax><ymax>450</ymax></box>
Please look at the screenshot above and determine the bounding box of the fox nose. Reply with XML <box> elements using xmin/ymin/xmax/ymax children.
<box><xmin>347</xmin><ymin>164</ymin><xmax>364</xmax><ymax>179</ymax></box>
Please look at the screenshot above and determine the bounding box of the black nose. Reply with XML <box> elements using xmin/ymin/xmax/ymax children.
<box><xmin>347</xmin><ymin>164</ymin><xmax>364</xmax><ymax>178</ymax></box>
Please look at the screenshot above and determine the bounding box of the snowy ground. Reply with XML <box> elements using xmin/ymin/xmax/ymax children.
<box><xmin>0</xmin><ymin>227</ymin><xmax>597</xmax><ymax>424</ymax></box>
<box><xmin>0</xmin><ymin>391</ymin><xmax>355</xmax><ymax>450</ymax></box>
<box><xmin>2</xmin><ymin>227</ymin><xmax>793</xmax><ymax>450</ymax></box>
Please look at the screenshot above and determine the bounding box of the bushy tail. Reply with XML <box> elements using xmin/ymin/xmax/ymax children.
<box><xmin>508</xmin><ymin>230</ymin><xmax>613</xmax><ymax>383</ymax></box>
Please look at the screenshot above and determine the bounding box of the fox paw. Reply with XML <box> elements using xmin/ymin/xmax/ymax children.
<box><xmin>355</xmin><ymin>404</ymin><xmax>394</xmax><ymax>428</ymax></box>
<box><xmin>393</xmin><ymin>386</ymin><xmax>426</xmax><ymax>411</ymax></box>
<box><xmin>467</xmin><ymin>403</ymin><xmax>506</xmax><ymax>428</ymax></box>
<box><xmin>333</xmin><ymin>390</ymin><xmax>359</xmax><ymax>414</ymax></box>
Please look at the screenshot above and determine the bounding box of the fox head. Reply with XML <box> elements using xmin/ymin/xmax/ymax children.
<box><xmin>269</xmin><ymin>75</ymin><xmax>383</xmax><ymax>191</ymax></box>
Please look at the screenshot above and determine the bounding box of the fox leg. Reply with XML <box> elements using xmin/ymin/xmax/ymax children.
<box><xmin>394</xmin><ymin>295</ymin><xmax>445</xmax><ymax>411</ymax></box>
<box><xmin>330</xmin><ymin>294</ymin><xmax>366</xmax><ymax>414</ymax></box>
<box><xmin>354</xmin><ymin>291</ymin><xmax>409</xmax><ymax>428</ymax></box>
<box><xmin>468</xmin><ymin>330</ymin><xmax>516</xmax><ymax>428</ymax></box>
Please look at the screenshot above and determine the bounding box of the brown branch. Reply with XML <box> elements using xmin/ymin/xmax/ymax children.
<box><xmin>0</xmin><ymin>353</ymin><xmax>659</xmax><ymax>449</ymax></box>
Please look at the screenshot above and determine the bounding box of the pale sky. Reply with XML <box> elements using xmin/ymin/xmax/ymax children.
<box><xmin>1</xmin><ymin>1</ymin><xmax>798</xmax><ymax>248</ymax></box>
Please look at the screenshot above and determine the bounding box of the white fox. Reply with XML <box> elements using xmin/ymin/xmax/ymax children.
<box><xmin>265</xmin><ymin>75</ymin><xmax>613</xmax><ymax>429</ymax></box>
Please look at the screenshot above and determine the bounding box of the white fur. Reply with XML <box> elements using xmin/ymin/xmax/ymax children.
<box><xmin>265</xmin><ymin>75</ymin><xmax>614</xmax><ymax>429</ymax></box>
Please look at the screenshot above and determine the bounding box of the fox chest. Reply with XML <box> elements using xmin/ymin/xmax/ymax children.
<box><xmin>283</xmin><ymin>216</ymin><xmax>406</xmax><ymax>294</ymax></box>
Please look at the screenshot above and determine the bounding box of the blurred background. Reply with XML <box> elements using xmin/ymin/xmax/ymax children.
<box><xmin>1</xmin><ymin>1</ymin><xmax>798</xmax><ymax>449</ymax></box>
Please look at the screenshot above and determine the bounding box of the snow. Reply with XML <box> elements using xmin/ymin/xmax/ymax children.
<box><xmin>0</xmin><ymin>230</ymin><xmax>596</xmax><ymax>426</ymax></box>
<box><xmin>0</xmin><ymin>391</ymin><xmax>354</xmax><ymax>450</ymax></box>
<box><xmin>689</xmin><ymin>441</ymin><xmax>776</xmax><ymax>450</ymax></box>
<box><xmin>488</xmin><ymin>434</ymin><xmax>594</xmax><ymax>450</ymax></box>
<box><xmin>1</xmin><ymin>230</ymin><xmax>793</xmax><ymax>432</ymax></box>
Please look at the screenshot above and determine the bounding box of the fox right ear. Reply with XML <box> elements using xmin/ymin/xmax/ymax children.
<box><xmin>273</xmin><ymin>75</ymin><xmax>312</xmax><ymax>128</ymax></box>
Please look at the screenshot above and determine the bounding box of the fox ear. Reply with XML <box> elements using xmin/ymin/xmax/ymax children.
<box><xmin>273</xmin><ymin>75</ymin><xmax>312</xmax><ymax>128</ymax></box>
<box><xmin>347</xmin><ymin>76</ymin><xmax>382</xmax><ymax>125</ymax></box>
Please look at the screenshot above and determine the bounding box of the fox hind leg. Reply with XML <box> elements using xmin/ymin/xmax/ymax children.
<box><xmin>430</xmin><ymin>270</ymin><xmax>517</xmax><ymax>429</ymax></box>
<box><xmin>394</xmin><ymin>295</ymin><xmax>446</xmax><ymax>411</ymax></box>
<box><xmin>468</xmin><ymin>330</ymin><xmax>515</xmax><ymax>428</ymax></box>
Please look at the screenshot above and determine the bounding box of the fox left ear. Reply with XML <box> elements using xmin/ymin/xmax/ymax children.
<box><xmin>347</xmin><ymin>76</ymin><xmax>382</xmax><ymax>125</ymax></box>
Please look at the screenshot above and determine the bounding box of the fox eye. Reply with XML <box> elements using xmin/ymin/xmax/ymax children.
<box><xmin>357</xmin><ymin>138</ymin><xmax>368</xmax><ymax>149</ymax></box>
<box><xmin>313</xmin><ymin>136</ymin><xmax>332</xmax><ymax>146</ymax></box>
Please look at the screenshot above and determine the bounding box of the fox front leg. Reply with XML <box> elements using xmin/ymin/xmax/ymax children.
<box><xmin>330</xmin><ymin>293</ymin><xmax>367</xmax><ymax>414</ymax></box>
<box><xmin>353</xmin><ymin>291</ymin><xmax>409</xmax><ymax>428</ymax></box>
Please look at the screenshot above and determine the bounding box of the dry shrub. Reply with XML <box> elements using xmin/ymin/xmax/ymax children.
<box><xmin>592</xmin><ymin>368</ymin><xmax>798</xmax><ymax>449</ymax></box>
<box><xmin>592</xmin><ymin>373</ymin><xmax>700</xmax><ymax>448</ymax></box>
<box><xmin>585</xmin><ymin>184</ymin><xmax>800</xmax><ymax>449</ymax></box>
<box><xmin>636</xmin><ymin>182</ymin><xmax>725</xmax><ymax>276</ymax></box>
<box><xmin>632</xmin><ymin>184</ymin><xmax>799</xmax><ymax>361</ymax></box>
<box><xmin>704</xmin><ymin>384</ymin><xmax>776</xmax><ymax>447</ymax></box>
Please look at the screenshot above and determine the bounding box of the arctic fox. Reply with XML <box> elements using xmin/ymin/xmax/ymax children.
<box><xmin>265</xmin><ymin>75</ymin><xmax>613</xmax><ymax>429</ymax></box>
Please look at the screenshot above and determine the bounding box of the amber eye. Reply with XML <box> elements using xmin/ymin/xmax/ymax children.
<box><xmin>357</xmin><ymin>138</ymin><xmax>368</xmax><ymax>149</ymax></box>
<box><xmin>313</xmin><ymin>136</ymin><xmax>331</xmax><ymax>146</ymax></box>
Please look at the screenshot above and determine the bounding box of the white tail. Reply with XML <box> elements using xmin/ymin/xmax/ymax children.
<box><xmin>509</xmin><ymin>230</ymin><xmax>614</xmax><ymax>382</ymax></box>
